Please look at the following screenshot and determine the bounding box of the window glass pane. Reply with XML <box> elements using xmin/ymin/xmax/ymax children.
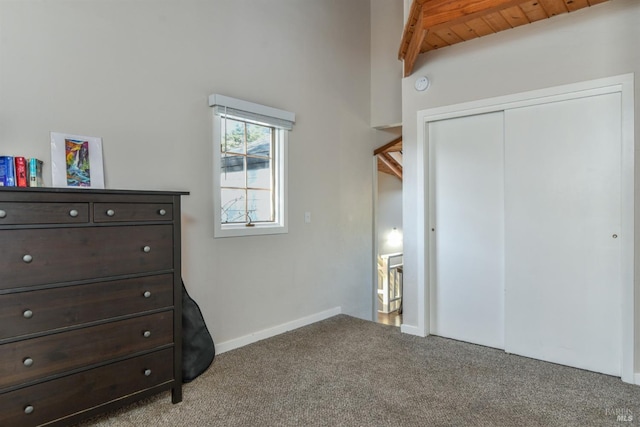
<box><xmin>221</xmin><ymin>118</ymin><xmax>245</xmax><ymax>154</ymax></box>
<box><xmin>247</xmin><ymin>123</ymin><xmax>272</xmax><ymax>157</ymax></box>
<box><xmin>247</xmin><ymin>156</ymin><xmax>271</xmax><ymax>188</ymax></box>
<box><xmin>247</xmin><ymin>189</ymin><xmax>273</xmax><ymax>222</ymax></box>
<box><xmin>221</xmin><ymin>155</ymin><xmax>245</xmax><ymax>188</ymax></box>
<box><xmin>221</xmin><ymin>188</ymin><xmax>246</xmax><ymax>223</ymax></box>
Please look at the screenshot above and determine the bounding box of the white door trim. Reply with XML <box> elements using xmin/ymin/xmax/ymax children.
<box><xmin>413</xmin><ymin>74</ymin><xmax>635</xmax><ymax>383</ymax></box>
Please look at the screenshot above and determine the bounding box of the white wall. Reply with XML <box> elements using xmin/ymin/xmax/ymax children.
<box><xmin>370</xmin><ymin>0</ymin><xmax>403</xmax><ymax>128</ymax></box>
<box><xmin>401</xmin><ymin>0</ymin><xmax>640</xmax><ymax>373</ymax></box>
<box><xmin>0</xmin><ymin>0</ymin><xmax>375</xmax><ymax>345</ymax></box>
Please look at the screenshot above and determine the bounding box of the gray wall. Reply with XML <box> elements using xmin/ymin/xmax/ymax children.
<box><xmin>0</xmin><ymin>0</ymin><xmax>375</xmax><ymax>347</ymax></box>
<box><xmin>370</xmin><ymin>0</ymin><xmax>403</xmax><ymax>128</ymax></box>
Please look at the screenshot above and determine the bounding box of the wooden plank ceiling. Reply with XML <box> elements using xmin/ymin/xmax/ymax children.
<box><xmin>375</xmin><ymin>136</ymin><xmax>403</xmax><ymax>180</ymax></box>
<box><xmin>399</xmin><ymin>0</ymin><xmax>610</xmax><ymax>76</ymax></box>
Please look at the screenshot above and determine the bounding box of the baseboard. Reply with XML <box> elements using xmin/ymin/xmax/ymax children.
<box><xmin>216</xmin><ymin>307</ymin><xmax>342</xmax><ymax>354</ymax></box>
<box><xmin>635</xmin><ymin>373</ymin><xmax>640</xmax><ymax>385</ymax></box>
<box><xmin>400</xmin><ymin>323</ymin><xmax>425</xmax><ymax>337</ymax></box>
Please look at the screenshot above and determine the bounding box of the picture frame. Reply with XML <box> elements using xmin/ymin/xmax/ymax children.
<box><xmin>50</xmin><ymin>132</ymin><xmax>105</xmax><ymax>189</ymax></box>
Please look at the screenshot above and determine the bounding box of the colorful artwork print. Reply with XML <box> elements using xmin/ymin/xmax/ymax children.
<box><xmin>65</xmin><ymin>138</ymin><xmax>91</xmax><ymax>187</ymax></box>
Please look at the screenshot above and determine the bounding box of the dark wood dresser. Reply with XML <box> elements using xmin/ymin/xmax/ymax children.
<box><xmin>0</xmin><ymin>187</ymin><xmax>188</xmax><ymax>426</ymax></box>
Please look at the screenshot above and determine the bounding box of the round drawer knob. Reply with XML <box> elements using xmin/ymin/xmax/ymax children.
<box><xmin>143</xmin><ymin>330</ymin><xmax>151</xmax><ymax>338</ymax></box>
<box><xmin>143</xmin><ymin>246</ymin><xmax>151</xmax><ymax>253</ymax></box>
<box><xmin>24</xmin><ymin>405</ymin><xmax>34</xmax><ymax>415</ymax></box>
<box><xmin>0</xmin><ymin>209</ymin><xmax>6</xmax><ymax>218</ymax></box>
<box><xmin>143</xmin><ymin>291</ymin><xmax>151</xmax><ymax>298</ymax></box>
<box><xmin>158</xmin><ymin>209</ymin><xmax>167</xmax><ymax>216</ymax></box>
<box><xmin>23</xmin><ymin>357</ymin><xmax>34</xmax><ymax>367</ymax></box>
<box><xmin>23</xmin><ymin>310</ymin><xmax>33</xmax><ymax>319</ymax></box>
<box><xmin>144</xmin><ymin>369</ymin><xmax>152</xmax><ymax>377</ymax></box>
<box><xmin>69</xmin><ymin>209</ymin><xmax>79</xmax><ymax>217</ymax></box>
<box><xmin>106</xmin><ymin>209</ymin><xmax>115</xmax><ymax>217</ymax></box>
<box><xmin>22</xmin><ymin>254</ymin><xmax>33</xmax><ymax>263</ymax></box>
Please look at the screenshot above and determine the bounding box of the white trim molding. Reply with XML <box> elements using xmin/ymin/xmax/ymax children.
<box><xmin>216</xmin><ymin>307</ymin><xmax>342</xmax><ymax>354</ymax></box>
<box><xmin>209</xmin><ymin>94</ymin><xmax>295</xmax><ymax>130</ymax></box>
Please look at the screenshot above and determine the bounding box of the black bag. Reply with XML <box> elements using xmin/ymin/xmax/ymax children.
<box><xmin>182</xmin><ymin>281</ymin><xmax>215</xmax><ymax>382</ymax></box>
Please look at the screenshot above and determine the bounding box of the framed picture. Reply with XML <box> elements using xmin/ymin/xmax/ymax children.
<box><xmin>50</xmin><ymin>132</ymin><xmax>105</xmax><ymax>189</ymax></box>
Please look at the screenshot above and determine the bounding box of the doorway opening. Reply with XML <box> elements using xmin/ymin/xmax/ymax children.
<box><xmin>374</xmin><ymin>134</ymin><xmax>403</xmax><ymax>327</ymax></box>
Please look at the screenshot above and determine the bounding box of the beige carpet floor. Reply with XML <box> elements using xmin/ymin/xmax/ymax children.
<box><xmin>77</xmin><ymin>314</ymin><xmax>640</xmax><ymax>426</ymax></box>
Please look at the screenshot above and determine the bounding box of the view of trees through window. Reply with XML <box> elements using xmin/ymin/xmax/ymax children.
<box><xmin>220</xmin><ymin>118</ymin><xmax>275</xmax><ymax>224</ymax></box>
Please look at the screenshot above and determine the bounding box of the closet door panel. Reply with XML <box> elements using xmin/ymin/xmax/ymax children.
<box><xmin>504</xmin><ymin>93</ymin><xmax>622</xmax><ymax>376</ymax></box>
<box><xmin>430</xmin><ymin>112</ymin><xmax>505</xmax><ymax>349</ymax></box>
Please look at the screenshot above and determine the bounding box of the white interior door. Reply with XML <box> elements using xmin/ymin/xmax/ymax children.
<box><xmin>430</xmin><ymin>112</ymin><xmax>505</xmax><ymax>349</ymax></box>
<box><xmin>504</xmin><ymin>93</ymin><xmax>622</xmax><ymax>376</ymax></box>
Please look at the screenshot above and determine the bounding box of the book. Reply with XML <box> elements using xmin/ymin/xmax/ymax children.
<box><xmin>0</xmin><ymin>156</ymin><xmax>16</xmax><ymax>187</ymax></box>
<box><xmin>15</xmin><ymin>156</ymin><xmax>28</xmax><ymax>187</ymax></box>
<box><xmin>28</xmin><ymin>158</ymin><xmax>44</xmax><ymax>187</ymax></box>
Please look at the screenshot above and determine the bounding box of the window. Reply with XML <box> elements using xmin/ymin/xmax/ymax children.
<box><xmin>210</xmin><ymin>94</ymin><xmax>294</xmax><ymax>237</ymax></box>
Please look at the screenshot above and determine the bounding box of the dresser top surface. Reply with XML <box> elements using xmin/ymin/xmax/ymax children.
<box><xmin>0</xmin><ymin>187</ymin><xmax>189</xmax><ymax>196</ymax></box>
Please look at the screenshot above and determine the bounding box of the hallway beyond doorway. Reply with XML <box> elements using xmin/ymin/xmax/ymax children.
<box><xmin>377</xmin><ymin>311</ymin><xmax>402</xmax><ymax>327</ymax></box>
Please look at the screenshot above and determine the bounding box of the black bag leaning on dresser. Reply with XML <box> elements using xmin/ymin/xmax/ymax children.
<box><xmin>182</xmin><ymin>281</ymin><xmax>215</xmax><ymax>382</ymax></box>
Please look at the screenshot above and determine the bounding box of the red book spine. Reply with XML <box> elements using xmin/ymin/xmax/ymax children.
<box><xmin>14</xmin><ymin>157</ymin><xmax>28</xmax><ymax>187</ymax></box>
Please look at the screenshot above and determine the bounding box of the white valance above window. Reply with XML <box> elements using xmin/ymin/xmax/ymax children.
<box><xmin>209</xmin><ymin>94</ymin><xmax>295</xmax><ymax>130</ymax></box>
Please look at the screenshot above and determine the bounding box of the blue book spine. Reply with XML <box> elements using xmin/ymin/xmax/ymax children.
<box><xmin>0</xmin><ymin>156</ymin><xmax>16</xmax><ymax>186</ymax></box>
<box><xmin>28</xmin><ymin>158</ymin><xmax>44</xmax><ymax>187</ymax></box>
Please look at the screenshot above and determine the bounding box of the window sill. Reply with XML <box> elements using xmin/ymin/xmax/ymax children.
<box><xmin>214</xmin><ymin>223</ymin><xmax>288</xmax><ymax>238</ymax></box>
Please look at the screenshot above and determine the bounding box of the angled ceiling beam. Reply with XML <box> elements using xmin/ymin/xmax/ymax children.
<box><xmin>378</xmin><ymin>153</ymin><xmax>403</xmax><ymax>181</ymax></box>
<box><xmin>399</xmin><ymin>0</ymin><xmax>562</xmax><ymax>77</ymax></box>
<box><xmin>403</xmin><ymin>28</ymin><xmax>427</xmax><ymax>77</ymax></box>
<box><xmin>374</xmin><ymin>136</ymin><xmax>403</xmax><ymax>156</ymax></box>
<box><xmin>422</xmin><ymin>0</ymin><xmax>526</xmax><ymax>32</ymax></box>
<box><xmin>399</xmin><ymin>0</ymin><xmax>610</xmax><ymax>77</ymax></box>
<box><xmin>399</xmin><ymin>0</ymin><xmax>428</xmax><ymax>77</ymax></box>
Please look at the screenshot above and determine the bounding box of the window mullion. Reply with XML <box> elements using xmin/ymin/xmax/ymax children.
<box><xmin>244</xmin><ymin>122</ymin><xmax>249</xmax><ymax>223</ymax></box>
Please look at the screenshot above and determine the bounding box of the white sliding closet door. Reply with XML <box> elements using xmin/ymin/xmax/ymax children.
<box><xmin>504</xmin><ymin>93</ymin><xmax>622</xmax><ymax>376</ymax></box>
<box><xmin>430</xmin><ymin>112</ymin><xmax>505</xmax><ymax>349</ymax></box>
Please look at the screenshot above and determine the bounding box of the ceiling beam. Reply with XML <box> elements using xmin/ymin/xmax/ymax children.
<box><xmin>399</xmin><ymin>0</ymin><xmax>609</xmax><ymax>77</ymax></box>
<box><xmin>374</xmin><ymin>136</ymin><xmax>403</xmax><ymax>156</ymax></box>
<box><xmin>422</xmin><ymin>0</ymin><xmax>526</xmax><ymax>32</ymax></box>
<box><xmin>399</xmin><ymin>1</ymin><xmax>428</xmax><ymax>77</ymax></box>
<box><xmin>400</xmin><ymin>0</ymin><xmax>523</xmax><ymax>74</ymax></box>
<box><xmin>378</xmin><ymin>153</ymin><xmax>403</xmax><ymax>181</ymax></box>
<box><xmin>404</xmin><ymin>28</ymin><xmax>428</xmax><ymax>77</ymax></box>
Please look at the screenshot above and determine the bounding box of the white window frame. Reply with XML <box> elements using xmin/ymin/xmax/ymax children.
<box><xmin>210</xmin><ymin>94</ymin><xmax>294</xmax><ymax>238</ymax></box>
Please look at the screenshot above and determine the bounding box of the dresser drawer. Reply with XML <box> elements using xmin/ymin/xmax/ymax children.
<box><xmin>0</xmin><ymin>311</ymin><xmax>173</xmax><ymax>389</ymax></box>
<box><xmin>0</xmin><ymin>274</ymin><xmax>174</xmax><ymax>340</ymax></box>
<box><xmin>0</xmin><ymin>202</ymin><xmax>89</xmax><ymax>225</ymax></box>
<box><xmin>0</xmin><ymin>225</ymin><xmax>173</xmax><ymax>290</ymax></box>
<box><xmin>0</xmin><ymin>348</ymin><xmax>173</xmax><ymax>427</ymax></box>
<box><xmin>94</xmin><ymin>203</ymin><xmax>173</xmax><ymax>222</ymax></box>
